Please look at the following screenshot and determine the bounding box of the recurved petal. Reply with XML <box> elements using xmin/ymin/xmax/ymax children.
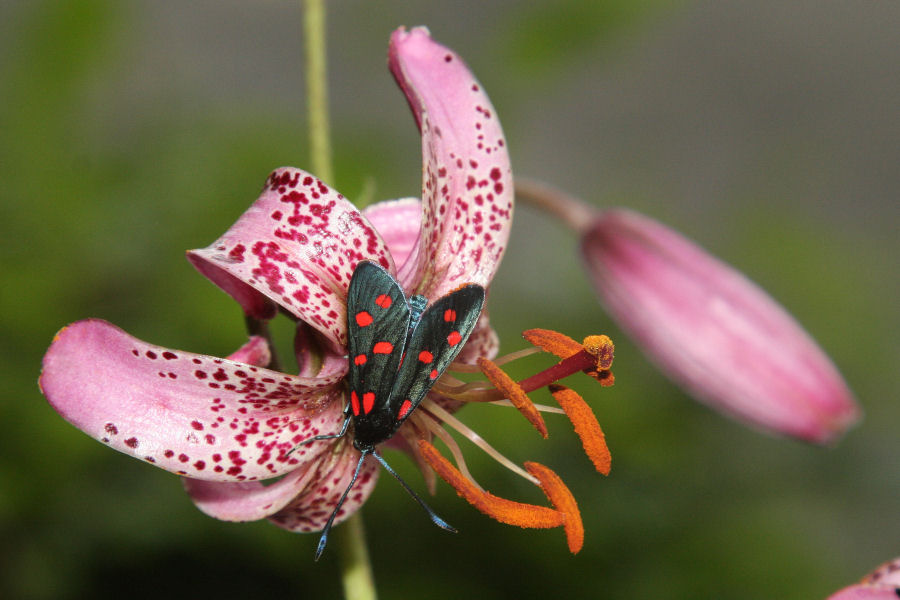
<box><xmin>362</xmin><ymin>198</ymin><xmax>422</xmax><ymax>279</ymax></box>
<box><xmin>267</xmin><ymin>447</ymin><xmax>380</xmax><ymax>533</ymax></box>
<box><xmin>182</xmin><ymin>442</ymin><xmax>376</xmax><ymax>525</ymax></box>
<box><xmin>40</xmin><ymin>319</ymin><xmax>348</xmax><ymax>481</ymax></box>
<box><xmin>582</xmin><ymin>209</ymin><xmax>859</xmax><ymax>443</ymax></box>
<box><xmin>187</xmin><ymin>167</ymin><xmax>395</xmax><ymax>347</ymax></box>
<box><xmin>389</xmin><ymin>27</ymin><xmax>513</xmax><ymax>298</ymax></box>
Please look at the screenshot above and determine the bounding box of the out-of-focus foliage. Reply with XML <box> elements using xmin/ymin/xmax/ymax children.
<box><xmin>2</xmin><ymin>1</ymin><xmax>897</xmax><ymax>599</ymax></box>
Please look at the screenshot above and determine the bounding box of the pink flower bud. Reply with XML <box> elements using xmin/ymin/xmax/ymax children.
<box><xmin>582</xmin><ymin>208</ymin><xmax>859</xmax><ymax>443</ymax></box>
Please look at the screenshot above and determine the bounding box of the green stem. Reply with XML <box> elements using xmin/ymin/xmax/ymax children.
<box><xmin>304</xmin><ymin>0</ymin><xmax>334</xmax><ymax>185</ymax></box>
<box><xmin>303</xmin><ymin>2</ymin><xmax>376</xmax><ymax>599</ymax></box>
<box><xmin>335</xmin><ymin>512</ymin><xmax>377</xmax><ymax>600</ymax></box>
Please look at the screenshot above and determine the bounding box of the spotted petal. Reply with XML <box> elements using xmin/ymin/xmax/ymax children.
<box><xmin>389</xmin><ymin>27</ymin><xmax>513</xmax><ymax>298</ymax></box>
<box><xmin>40</xmin><ymin>319</ymin><xmax>347</xmax><ymax>481</ymax></box>
<box><xmin>183</xmin><ymin>444</ymin><xmax>378</xmax><ymax>529</ymax></box>
<box><xmin>267</xmin><ymin>449</ymin><xmax>380</xmax><ymax>533</ymax></box>
<box><xmin>188</xmin><ymin>168</ymin><xmax>395</xmax><ymax>347</ymax></box>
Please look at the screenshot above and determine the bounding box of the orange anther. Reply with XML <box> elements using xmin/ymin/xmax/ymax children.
<box><xmin>418</xmin><ymin>440</ymin><xmax>564</xmax><ymax>529</ymax></box>
<box><xmin>549</xmin><ymin>385</ymin><xmax>611</xmax><ymax>475</ymax></box>
<box><xmin>523</xmin><ymin>329</ymin><xmax>582</xmax><ymax>359</ymax></box>
<box><xmin>525</xmin><ymin>462</ymin><xmax>584</xmax><ymax>554</ymax></box>
<box><xmin>477</xmin><ymin>357</ymin><xmax>548</xmax><ymax>438</ymax></box>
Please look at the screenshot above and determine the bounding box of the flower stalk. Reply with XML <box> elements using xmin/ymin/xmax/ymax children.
<box><xmin>302</xmin><ymin>1</ymin><xmax>374</xmax><ymax>598</ymax></box>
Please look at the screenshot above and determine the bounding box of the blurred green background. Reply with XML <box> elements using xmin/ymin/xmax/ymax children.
<box><xmin>2</xmin><ymin>0</ymin><xmax>898</xmax><ymax>598</ymax></box>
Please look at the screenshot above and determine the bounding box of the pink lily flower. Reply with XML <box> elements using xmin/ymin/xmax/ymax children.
<box><xmin>517</xmin><ymin>180</ymin><xmax>859</xmax><ymax>444</ymax></box>
<box><xmin>827</xmin><ymin>558</ymin><xmax>900</xmax><ymax>599</ymax></box>
<box><xmin>40</xmin><ymin>27</ymin><xmax>513</xmax><ymax>536</ymax></box>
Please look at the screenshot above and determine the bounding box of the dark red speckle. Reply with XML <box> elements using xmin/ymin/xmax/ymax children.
<box><xmin>124</xmin><ymin>437</ymin><xmax>138</xmax><ymax>448</ymax></box>
<box><xmin>104</xmin><ymin>423</ymin><xmax>118</xmax><ymax>435</ymax></box>
<box><xmin>191</xmin><ymin>420</ymin><xmax>204</xmax><ymax>431</ymax></box>
<box><xmin>179</xmin><ymin>454</ymin><xmax>189</xmax><ymax>463</ymax></box>
<box><xmin>164</xmin><ymin>450</ymin><xmax>175</xmax><ymax>458</ymax></box>
<box><xmin>162</xmin><ymin>351</ymin><xmax>177</xmax><ymax>360</ymax></box>
<box><xmin>145</xmin><ymin>351</ymin><xmax>157</xmax><ymax>359</ymax></box>
<box><xmin>228</xmin><ymin>244</ymin><xmax>246</xmax><ymax>262</ymax></box>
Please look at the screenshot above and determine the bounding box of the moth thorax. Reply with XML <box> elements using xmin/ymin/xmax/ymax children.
<box><xmin>408</xmin><ymin>294</ymin><xmax>428</xmax><ymax>332</ymax></box>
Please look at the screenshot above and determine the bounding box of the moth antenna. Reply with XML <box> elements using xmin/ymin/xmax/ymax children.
<box><xmin>287</xmin><ymin>414</ymin><xmax>351</xmax><ymax>457</ymax></box>
<box><xmin>371</xmin><ymin>450</ymin><xmax>457</xmax><ymax>533</ymax></box>
<box><xmin>315</xmin><ymin>449</ymin><xmax>369</xmax><ymax>561</ymax></box>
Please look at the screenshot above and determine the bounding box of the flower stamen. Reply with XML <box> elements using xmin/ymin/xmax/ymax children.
<box><xmin>418</xmin><ymin>440</ymin><xmax>565</xmax><ymax>530</ymax></box>
<box><xmin>524</xmin><ymin>461</ymin><xmax>585</xmax><ymax>553</ymax></box>
<box><xmin>422</xmin><ymin>399</ymin><xmax>539</xmax><ymax>485</ymax></box>
<box><xmin>413</xmin><ymin>410</ymin><xmax>483</xmax><ymax>491</ymax></box>
<box><xmin>477</xmin><ymin>357</ymin><xmax>548</xmax><ymax>438</ymax></box>
<box><xmin>433</xmin><ymin>330</ymin><xmax>614</xmax><ymax>406</ymax></box>
<box><xmin>549</xmin><ymin>384</ymin><xmax>612</xmax><ymax>475</ymax></box>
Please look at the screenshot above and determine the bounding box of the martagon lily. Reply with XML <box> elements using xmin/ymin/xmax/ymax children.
<box><xmin>40</xmin><ymin>28</ymin><xmax>612</xmax><ymax>554</ymax></box>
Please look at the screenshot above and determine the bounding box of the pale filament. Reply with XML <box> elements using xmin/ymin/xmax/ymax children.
<box><xmin>421</xmin><ymin>398</ymin><xmax>540</xmax><ymax>486</ymax></box>
<box><xmin>449</xmin><ymin>347</ymin><xmax>542</xmax><ymax>373</ymax></box>
<box><xmin>489</xmin><ymin>400</ymin><xmax>565</xmax><ymax>415</ymax></box>
<box><xmin>412</xmin><ymin>411</ymin><xmax>484</xmax><ymax>492</ymax></box>
<box><xmin>433</xmin><ymin>375</ymin><xmax>566</xmax><ymax>414</ymax></box>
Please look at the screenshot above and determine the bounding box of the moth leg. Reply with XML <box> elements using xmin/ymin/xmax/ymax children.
<box><xmin>286</xmin><ymin>414</ymin><xmax>351</xmax><ymax>457</ymax></box>
<box><xmin>371</xmin><ymin>450</ymin><xmax>457</xmax><ymax>533</ymax></box>
<box><xmin>315</xmin><ymin>449</ymin><xmax>370</xmax><ymax>561</ymax></box>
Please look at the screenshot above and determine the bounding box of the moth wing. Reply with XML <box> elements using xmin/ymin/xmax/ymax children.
<box><xmin>388</xmin><ymin>284</ymin><xmax>485</xmax><ymax>428</ymax></box>
<box><xmin>346</xmin><ymin>261</ymin><xmax>411</xmax><ymax>423</ymax></box>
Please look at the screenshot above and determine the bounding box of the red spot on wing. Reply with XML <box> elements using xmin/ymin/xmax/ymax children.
<box><xmin>397</xmin><ymin>399</ymin><xmax>413</xmax><ymax>420</ymax></box>
<box><xmin>354</xmin><ymin>354</ymin><xmax>367</xmax><ymax>365</ymax></box>
<box><xmin>350</xmin><ymin>390</ymin><xmax>361</xmax><ymax>416</ymax></box>
<box><xmin>429</xmin><ymin>369</ymin><xmax>439</xmax><ymax>380</ymax></box>
<box><xmin>447</xmin><ymin>331</ymin><xmax>462</xmax><ymax>346</ymax></box>
<box><xmin>418</xmin><ymin>350</ymin><xmax>433</xmax><ymax>363</ymax></box>
<box><xmin>375</xmin><ymin>294</ymin><xmax>392</xmax><ymax>308</ymax></box>
<box><xmin>355</xmin><ymin>311</ymin><xmax>373</xmax><ymax>327</ymax></box>
<box><xmin>363</xmin><ymin>392</ymin><xmax>376</xmax><ymax>415</ymax></box>
<box><xmin>373</xmin><ymin>341</ymin><xmax>394</xmax><ymax>354</ymax></box>
<box><xmin>443</xmin><ymin>309</ymin><xmax>456</xmax><ymax>322</ymax></box>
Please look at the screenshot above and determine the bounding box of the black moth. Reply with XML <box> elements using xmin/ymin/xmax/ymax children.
<box><xmin>300</xmin><ymin>260</ymin><xmax>485</xmax><ymax>559</ymax></box>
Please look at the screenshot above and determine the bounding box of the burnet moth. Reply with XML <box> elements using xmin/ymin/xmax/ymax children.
<box><xmin>301</xmin><ymin>260</ymin><xmax>485</xmax><ymax>559</ymax></box>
